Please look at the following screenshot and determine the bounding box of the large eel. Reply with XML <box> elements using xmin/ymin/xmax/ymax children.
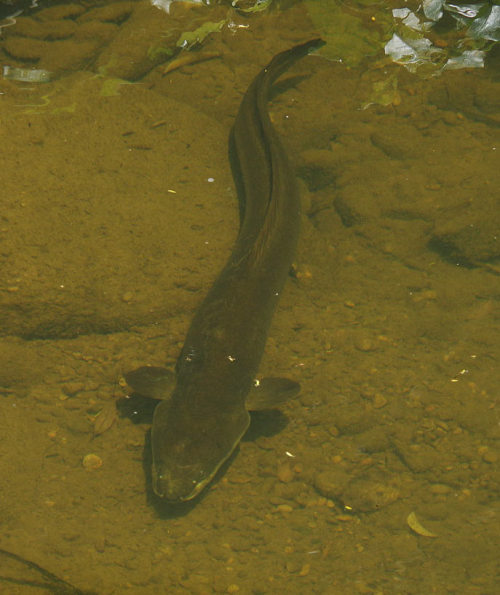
<box><xmin>126</xmin><ymin>38</ymin><xmax>324</xmax><ymax>501</ymax></box>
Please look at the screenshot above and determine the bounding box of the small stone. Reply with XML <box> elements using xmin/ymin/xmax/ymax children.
<box><xmin>277</xmin><ymin>462</ymin><xmax>294</xmax><ymax>483</ymax></box>
<box><xmin>373</xmin><ymin>394</ymin><xmax>387</xmax><ymax>409</ymax></box>
<box><xmin>482</xmin><ymin>450</ymin><xmax>498</xmax><ymax>464</ymax></box>
<box><xmin>82</xmin><ymin>453</ymin><xmax>103</xmax><ymax>470</ymax></box>
<box><xmin>63</xmin><ymin>381</ymin><xmax>84</xmax><ymax>396</ymax></box>
<box><xmin>430</xmin><ymin>483</ymin><xmax>452</xmax><ymax>495</ymax></box>
<box><xmin>2</xmin><ymin>37</ymin><xmax>45</xmax><ymax>60</ymax></box>
<box><xmin>276</xmin><ymin>504</ymin><xmax>293</xmax><ymax>513</ymax></box>
<box><xmin>371</xmin><ymin>127</ymin><xmax>422</xmax><ymax>160</ymax></box>
<box><xmin>94</xmin><ymin>536</ymin><xmax>106</xmax><ymax>553</ymax></box>
<box><xmin>411</xmin><ymin>289</ymin><xmax>438</xmax><ymax>303</ymax></box>
<box><xmin>297</xmin><ymin>148</ymin><xmax>340</xmax><ymax>190</ymax></box>
<box><xmin>286</xmin><ymin>560</ymin><xmax>301</xmax><ymax>573</ymax></box>
<box><xmin>314</xmin><ymin>470</ymin><xmax>348</xmax><ymax>501</ymax></box>
<box><xmin>354</xmin><ymin>336</ymin><xmax>377</xmax><ymax>352</ymax></box>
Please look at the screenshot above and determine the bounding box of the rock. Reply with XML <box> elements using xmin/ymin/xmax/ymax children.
<box><xmin>3</xmin><ymin>34</ymin><xmax>101</xmax><ymax>71</ymax></box>
<box><xmin>3</xmin><ymin>36</ymin><xmax>46</xmax><ymax>60</ymax></box>
<box><xmin>37</xmin><ymin>4</ymin><xmax>86</xmax><ymax>21</ymax></box>
<box><xmin>277</xmin><ymin>462</ymin><xmax>294</xmax><ymax>483</ymax></box>
<box><xmin>371</xmin><ymin>125</ymin><xmax>423</xmax><ymax>160</ymax></box>
<box><xmin>12</xmin><ymin>18</ymin><xmax>79</xmax><ymax>40</ymax></box>
<box><xmin>77</xmin><ymin>1</ymin><xmax>136</xmax><ymax>25</ymax></box>
<box><xmin>430</xmin><ymin>216</ymin><xmax>500</xmax><ymax>264</ymax></box>
<box><xmin>93</xmin><ymin>4</ymin><xmax>183</xmax><ymax>80</ymax></box>
<box><xmin>313</xmin><ymin>469</ymin><xmax>349</xmax><ymax>501</ymax></box>
<box><xmin>0</xmin><ymin>75</ymin><xmax>230</xmax><ymax>338</ymax></box>
<box><xmin>356</xmin><ymin>427</ymin><xmax>390</xmax><ymax>453</ymax></box>
<box><xmin>297</xmin><ymin>148</ymin><xmax>340</xmax><ymax>191</ymax></box>
<box><xmin>340</xmin><ymin>477</ymin><xmax>399</xmax><ymax>512</ymax></box>
<box><xmin>334</xmin><ymin>182</ymin><xmax>379</xmax><ymax>226</ymax></box>
<box><xmin>394</xmin><ymin>441</ymin><xmax>443</xmax><ymax>473</ymax></box>
<box><xmin>82</xmin><ymin>453</ymin><xmax>103</xmax><ymax>470</ymax></box>
<box><xmin>314</xmin><ymin>468</ymin><xmax>400</xmax><ymax>512</ymax></box>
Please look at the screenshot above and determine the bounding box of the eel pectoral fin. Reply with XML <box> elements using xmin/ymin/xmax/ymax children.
<box><xmin>124</xmin><ymin>365</ymin><xmax>175</xmax><ymax>400</ymax></box>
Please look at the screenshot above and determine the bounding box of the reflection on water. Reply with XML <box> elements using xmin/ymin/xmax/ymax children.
<box><xmin>0</xmin><ymin>1</ymin><xmax>498</xmax><ymax>593</ymax></box>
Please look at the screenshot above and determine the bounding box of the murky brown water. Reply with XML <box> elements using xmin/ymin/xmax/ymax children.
<box><xmin>0</xmin><ymin>1</ymin><xmax>498</xmax><ymax>593</ymax></box>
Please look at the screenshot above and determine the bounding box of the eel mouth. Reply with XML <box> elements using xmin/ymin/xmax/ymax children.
<box><xmin>152</xmin><ymin>467</ymin><xmax>213</xmax><ymax>502</ymax></box>
<box><xmin>152</xmin><ymin>426</ymin><xmax>249</xmax><ymax>502</ymax></box>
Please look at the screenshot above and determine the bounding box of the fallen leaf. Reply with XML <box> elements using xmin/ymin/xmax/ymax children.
<box><xmin>93</xmin><ymin>402</ymin><xmax>117</xmax><ymax>436</ymax></box>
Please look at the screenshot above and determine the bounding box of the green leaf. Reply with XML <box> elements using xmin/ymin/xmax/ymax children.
<box><xmin>176</xmin><ymin>20</ymin><xmax>227</xmax><ymax>49</ymax></box>
<box><xmin>232</xmin><ymin>0</ymin><xmax>274</xmax><ymax>13</ymax></box>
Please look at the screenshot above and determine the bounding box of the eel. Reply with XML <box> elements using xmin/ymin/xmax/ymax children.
<box><xmin>126</xmin><ymin>38</ymin><xmax>324</xmax><ymax>501</ymax></box>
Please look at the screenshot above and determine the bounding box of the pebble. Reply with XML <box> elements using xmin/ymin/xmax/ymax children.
<box><xmin>286</xmin><ymin>560</ymin><xmax>301</xmax><ymax>573</ymax></box>
<box><xmin>277</xmin><ymin>462</ymin><xmax>294</xmax><ymax>483</ymax></box>
<box><xmin>276</xmin><ymin>504</ymin><xmax>294</xmax><ymax>513</ymax></box>
<box><xmin>481</xmin><ymin>450</ymin><xmax>498</xmax><ymax>464</ymax></box>
<box><xmin>354</xmin><ymin>335</ymin><xmax>377</xmax><ymax>352</ymax></box>
<box><xmin>94</xmin><ymin>536</ymin><xmax>106</xmax><ymax>553</ymax></box>
<box><xmin>430</xmin><ymin>483</ymin><xmax>452</xmax><ymax>495</ymax></box>
<box><xmin>93</xmin><ymin>402</ymin><xmax>117</xmax><ymax>436</ymax></box>
<box><xmin>82</xmin><ymin>453</ymin><xmax>103</xmax><ymax>470</ymax></box>
<box><xmin>63</xmin><ymin>381</ymin><xmax>85</xmax><ymax>396</ymax></box>
<box><xmin>372</xmin><ymin>393</ymin><xmax>388</xmax><ymax>409</ymax></box>
<box><xmin>30</xmin><ymin>386</ymin><xmax>64</xmax><ymax>404</ymax></box>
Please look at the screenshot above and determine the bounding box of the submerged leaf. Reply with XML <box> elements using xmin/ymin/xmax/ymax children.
<box><xmin>93</xmin><ymin>402</ymin><xmax>117</xmax><ymax>436</ymax></box>
<box><xmin>233</xmin><ymin>0</ymin><xmax>274</xmax><ymax>13</ymax></box>
<box><xmin>177</xmin><ymin>20</ymin><xmax>226</xmax><ymax>49</ymax></box>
